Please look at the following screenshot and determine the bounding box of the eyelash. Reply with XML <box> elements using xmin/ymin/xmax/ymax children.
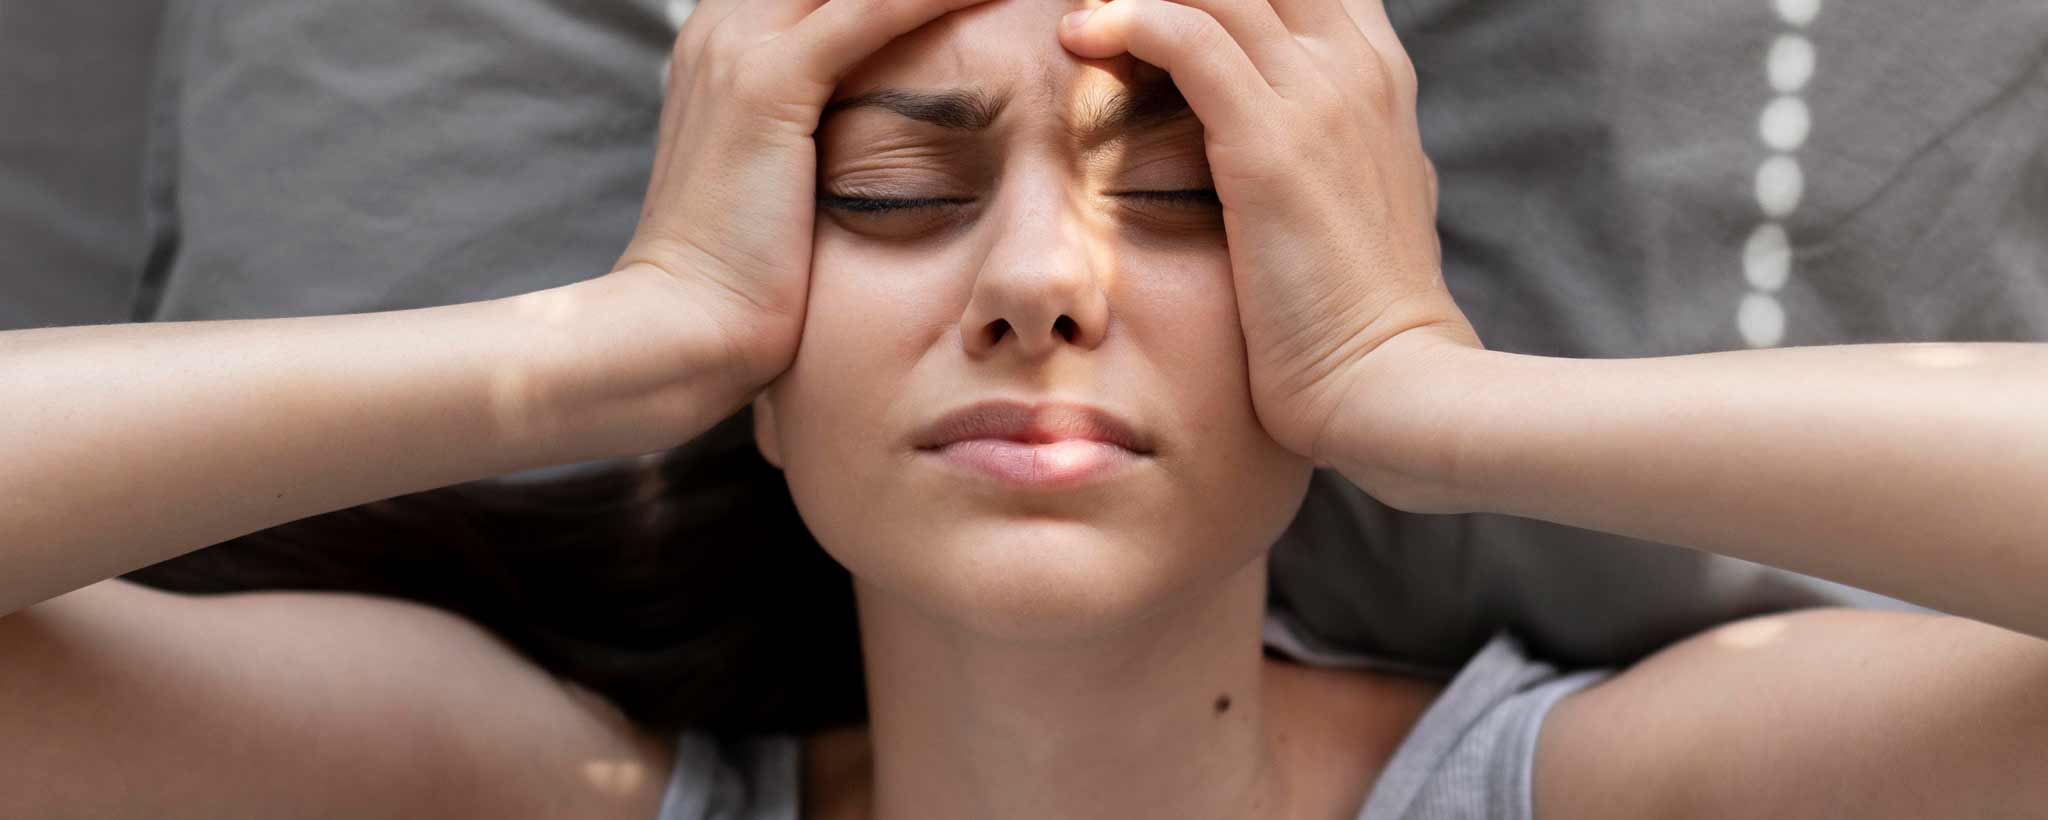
<box><xmin>817</xmin><ymin>189</ymin><xmax>1221</xmax><ymax>214</ymax></box>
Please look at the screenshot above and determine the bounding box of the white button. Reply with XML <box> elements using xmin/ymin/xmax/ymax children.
<box><xmin>1759</xmin><ymin>95</ymin><xmax>1811</xmax><ymax>151</ymax></box>
<box><xmin>1755</xmin><ymin>155</ymin><xmax>1805</xmax><ymax>218</ymax></box>
<box><xmin>1743</xmin><ymin>224</ymin><xmax>1793</xmax><ymax>292</ymax></box>
<box><xmin>1767</xmin><ymin>34</ymin><xmax>1816</xmax><ymax>93</ymax></box>
<box><xmin>1739</xmin><ymin>292</ymin><xmax>1788</xmax><ymax>348</ymax></box>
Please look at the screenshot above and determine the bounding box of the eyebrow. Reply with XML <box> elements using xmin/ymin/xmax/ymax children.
<box><xmin>819</xmin><ymin>80</ymin><xmax>1194</xmax><ymax>145</ymax></box>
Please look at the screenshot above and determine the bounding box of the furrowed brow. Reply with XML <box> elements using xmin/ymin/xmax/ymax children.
<box><xmin>1068</xmin><ymin>80</ymin><xmax>1195</xmax><ymax>147</ymax></box>
<box><xmin>820</xmin><ymin>88</ymin><xmax>1011</xmax><ymax>130</ymax></box>
<box><xmin>818</xmin><ymin>81</ymin><xmax>1194</xmax><ymax>144</ymax></box>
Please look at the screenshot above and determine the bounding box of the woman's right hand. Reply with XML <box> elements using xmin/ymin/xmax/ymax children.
<box><xmin>614</xmin><ymin>0</ymin><xmax>995</xmax><ymax>396</ymax></box>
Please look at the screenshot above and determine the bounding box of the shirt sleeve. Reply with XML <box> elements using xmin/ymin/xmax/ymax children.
<box><xmin>655</xmin><ymin>732</ymin><xmax>802</xmax><ymax>820</ymax></box>
<box><xmin>1358</xmin><ymin>632</ymin><xmax>1610</xmax><ymax>820</ymax></box>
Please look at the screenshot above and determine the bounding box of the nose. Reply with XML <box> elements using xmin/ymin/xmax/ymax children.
<box><xmin>958</xmin><ymin>188</ymin><xmax>1111</xmax><ymax>361</ymax></box>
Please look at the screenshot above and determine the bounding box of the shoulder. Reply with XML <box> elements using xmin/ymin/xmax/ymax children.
<box><xmin>1</xmin><ymin>579</ymin><xmax>671</xmax><ymax>820</ymax></box>
<box><xmin>1537</xmin><ymin>608</ymin><xmax>2048</xmax><ymax>820</ymax></box>
<box><xmin>1263</xmin><ymin>655</ymin><xmax>1442</xmax><ymax>820</ymax></box>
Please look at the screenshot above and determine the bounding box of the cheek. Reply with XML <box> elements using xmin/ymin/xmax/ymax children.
<box><xmin>1121</xmin><ymin>249</ymin><xmax>1315</xmax><ymax>562</ymax></box>
<box><xmin>807</xmin><ymin>228</ymin><xmax>970</xmax><ymax>353</ymax></box>
<box><xmin>766</xmin><ymin>235</ymin><xmax>959</xmax><ymax>559</ymax></box>
<box><xmin>1118</xmin><ymin>245</ymin><xmax>1254</xmax><ymax>445</ymax></box>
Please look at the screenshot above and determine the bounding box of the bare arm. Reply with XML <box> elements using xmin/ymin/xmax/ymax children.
<box><xmin>0</xmin><ymin>265</ymin><xmax>742</xmax><ymax>616</ymax></box>
<box><xmin>1536</xmin><ymin>608</ymin><xmax>2048</xmax><ymax>819</ymax></box>
<box><xmin>1325</xmin><ymin>337</ymin><xmax>2048</xmax><ymax>640</ymax></box>
<box><xmin>0</xmin><ymin>580</ymin><xmax>674</xmax><ymax>819</ymax></box>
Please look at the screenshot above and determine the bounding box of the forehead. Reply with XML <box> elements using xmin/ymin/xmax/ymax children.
<box><xmin>834</xmin><ymin>0</ymin><xmax>1151</xmax><ymax>109</ymax></box>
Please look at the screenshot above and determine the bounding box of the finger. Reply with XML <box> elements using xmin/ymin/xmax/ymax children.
<box><xmin>1058</xmin><ymin>0</ymin><xmax>1281</xmax><ymax>140</ymax></box>
<box><xmin>1151</xmin><ymin>0</ymin><xmax>1315</xmax><ymax>87</ymax></box>
<box><xmin>661</xmin><ymin>0</ymin><xmax>752</xmax><ymax>167</ymax></box>
<box><xmin>777</xmin><ymin>0</ymin><xmax>1003</xmax><ymax>95</ymax></box>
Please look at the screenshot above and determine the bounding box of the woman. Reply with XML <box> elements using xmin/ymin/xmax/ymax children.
<box><xmin>4</xmin><ymin>0</ymin><xmax>2045</xmax><ymax>817</ymax></box>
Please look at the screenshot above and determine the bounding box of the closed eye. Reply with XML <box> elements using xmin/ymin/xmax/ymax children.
<box><xmin>817</xmin><ymin>195</ymin><xmax>973</xmax><ymax>214</ymax></box>
<box><xmin>817</xmin><ymin>190</ymin><xmax>1220</xmax><ymax>214</ymax></box>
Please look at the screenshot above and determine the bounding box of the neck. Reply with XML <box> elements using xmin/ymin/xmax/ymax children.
<box><xmin>853</xmin><ymin>560</ymin><xmax>1287</xmax><ymax>820</ymax></box>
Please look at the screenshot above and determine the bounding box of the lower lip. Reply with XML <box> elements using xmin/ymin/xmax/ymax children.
<box><xmin>923</xmin><ymin>439</ymin><xmax>1144</xmax><ymax>488</ymax></box>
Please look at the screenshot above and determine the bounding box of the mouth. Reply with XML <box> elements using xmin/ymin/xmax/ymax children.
<box><xmin>911</xmin><ymin>400</ymin><xmax>1155</xmax><ymax>489</ymax></box>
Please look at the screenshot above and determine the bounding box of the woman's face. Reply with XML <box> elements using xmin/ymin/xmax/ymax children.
<box><xmin>755</xmin><ymin>0</ymin><xmax>1312</xmax><ymax>640</ymax></box>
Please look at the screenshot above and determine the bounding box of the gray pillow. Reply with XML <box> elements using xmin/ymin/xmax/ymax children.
<box><xmin>138</xmin><ymin>0</ymin><xmax>675</xmax><ymax>323</ymax></box>
<box><xmin>0</xmin><ymin>3</ymin><xmax>165</xmax><ymax>329</ymax></box>
<box><xmin>28</xmin><ymin>0</ymin><xmax>2048</xmax><ymax>667</ymax></box>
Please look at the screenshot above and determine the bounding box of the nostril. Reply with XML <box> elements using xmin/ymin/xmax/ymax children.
<box><xmin>985</xmin><ymin>319</ymin><xmax>1011</xmax><ymax>347</ymax></box>
<box><xmin>1052</xmin><ymin>315</ymin><xmax>1077</xmax><ymax>342</ymax></box>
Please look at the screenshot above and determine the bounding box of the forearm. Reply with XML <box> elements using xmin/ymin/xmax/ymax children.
<box><xmin>0</xmin><ymin>265</ymin><xmax>741</xmax><ymax>615</ymax></box>
<box><xmin>1328</xmin><ymin>339</ymin><xmax>2048</xmax><ymax>639</ymax></box>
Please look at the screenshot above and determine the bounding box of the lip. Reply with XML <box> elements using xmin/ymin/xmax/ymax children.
<box><xmin>911</xmin><ymin>400</ymin><xmax>1155</xmax><ymax>488</ymax></box>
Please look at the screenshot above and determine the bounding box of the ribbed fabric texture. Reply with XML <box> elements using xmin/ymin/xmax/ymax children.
<box><xmin>1355</xmin><ymin>633</ymin><xmax>1609</xmax><ymax>820</ymax></box>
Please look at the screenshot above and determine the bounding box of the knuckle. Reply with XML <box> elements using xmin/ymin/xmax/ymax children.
<box><xmin>1302</xmin><ymin>76</ymin><xmax>1345</xmax><ymax>114</ymax></box>
<box><xmin>704</xmin><ymin>39</ymin><xmax>742</xmax><ymax>69</ymax></box>
<box><xmin>1353</xmin><ymin>58</ymin><xmax>1400</xmax><ymax>116</ymax></box>
<box><xmin>1313</xmin><ymin>99</ymin><xmax>1352</xmax><ymax>133</ymax></box>
<box><xmin>1171</xmin><ymin>9</ymin><xmax>1232</xmax><ymax>56</ymax></box>
<box><xmin>702</xmin><ymin>24</ymin><xmax>751</xmax><ymax>67</ymax></box>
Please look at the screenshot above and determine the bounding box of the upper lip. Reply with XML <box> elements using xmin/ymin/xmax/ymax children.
<box><xmin>912</xmin><ymin>400</ymin><xmax>1155</xmax><ymax>454</ymax></box>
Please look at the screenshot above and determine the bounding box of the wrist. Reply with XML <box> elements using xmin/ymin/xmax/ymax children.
<box><xmin>496</xmin><ymin>265</ymin><xmax>759</xmax><ymax>466</ymax></box>
<box><xmin>1318</xmin><ymin>330</ymin><xmax>1517</xmax><ymax>514</ymax></box>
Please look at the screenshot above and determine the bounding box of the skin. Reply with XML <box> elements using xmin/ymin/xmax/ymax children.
<box><xmin>2</xmin><ymin>0</ymin><xmax>2047</xmax><ymax>817</ymax></box>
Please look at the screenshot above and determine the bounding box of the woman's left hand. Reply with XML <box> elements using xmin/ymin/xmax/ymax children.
<box><xmin>1059</xmin><ymin>0</ymin><xmax>1477</xmax><ymax>485</ymax></box>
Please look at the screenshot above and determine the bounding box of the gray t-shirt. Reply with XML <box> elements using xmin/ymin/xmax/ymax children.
<box><xmin>655</xmin><ymin>614</ymin><xmax>1607</xmax><ymax>820</ymax></box>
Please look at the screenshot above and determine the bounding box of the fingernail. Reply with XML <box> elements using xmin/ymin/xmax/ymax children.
<box><xmin>1061</xmin><ymin>9</ymin><xmax>1092</xmax><ymax>32</ymax></box>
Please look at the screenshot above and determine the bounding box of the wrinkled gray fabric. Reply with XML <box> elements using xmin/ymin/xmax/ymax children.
<box><xmin>4</xmin><ymin>0</ymin><xmax>2041</xmax><ymax>668</ymax></box>
<box><xmin>0</xmin><ymin>3</ymin><xmax>164</xmax><ymax>329</ymax></box>
<box><xmin>141</xmin><ymin>0</ymin><xmax>674</xmax><ymax>322</ymax></box>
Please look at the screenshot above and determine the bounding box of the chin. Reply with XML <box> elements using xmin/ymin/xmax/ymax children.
<box><xmin>848</xmin><ymin>515</ymin><xmax>1263</xmax><ymax>644</ymax></box>
<box><xmin>783</xmin><ymin>441</ymin><xmax>1315</xmax><ymax>642</ymax></box>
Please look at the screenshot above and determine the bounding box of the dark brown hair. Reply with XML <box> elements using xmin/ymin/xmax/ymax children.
<box><xmin>123</xmin><ymin>412</ymin><xmax>866</xmax><ymax>736</ymax></box>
